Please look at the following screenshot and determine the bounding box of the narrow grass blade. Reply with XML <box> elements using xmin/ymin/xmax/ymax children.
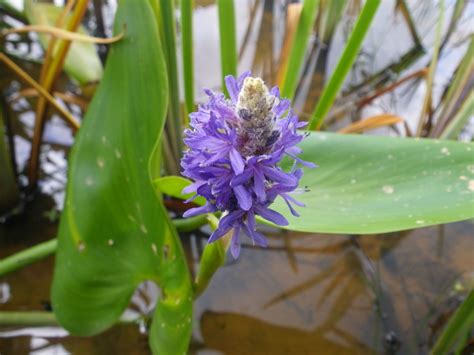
<box><xmin>416</xmin><ymin>0</ymin><xmax>444</xmax><ymax>137</ymax></box>
<box><xmin>276</xmin><ymin>3</ymin><xmax>302</xmax><ymax>87</ymax></box>
<box><xmin>319</xmin><ymin>0</ymin><xmax>346</xmax><ymax>43</ymax></box>
<box><xmin>396</xmin><ymin>0</ymin><xmax>422</xmax><ymax>47</ymax></box>
<box><xmin>439</xmin><ymin>91</ymin><xmax>474</xmax><ymax>140</ymax></box>
<box><xmin>431</xmin><ymin>291</ymin><xmax>474</xmax><ymax>355</ymax></box>
<box><xmin>431</xmin><ymin>35</ymin><xmax>473</xmax><ymax>137</ymax></box>
<box><xmin>181</xmin><ymin>0</ymin><xmax>194</xmax><ymax>119</ymax></box>
<box><xmin>308</xmin><ymin>0</ymin><xmax>381</xmax><ymax>130</ymax></box>
<box><xmin>217</xmin><ymin>0</ymin><xmax>237</xmax><ymax>96</ymax></box>
<box><xmin>152</xmin><ymin>0</ymin><xmax>183</xmax><ymax>167</ymax></box>
<box><xmin>280</xmin><ymin>0</ymin><xmax>319</xmax><ymax>100</ymax></box>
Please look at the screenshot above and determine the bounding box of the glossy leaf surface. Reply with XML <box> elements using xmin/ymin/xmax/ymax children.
<box><xmin>51</xmin><ymin>2</ymin><xmax>192</xmax><ymax>354</ymax></box>
<box><xmin>274</xmin><ymin>132</ymin><xmax>474</xmax><ymax>233</ymax></box>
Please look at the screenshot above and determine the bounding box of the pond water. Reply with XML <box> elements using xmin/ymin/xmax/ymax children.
<box><xmin>0</xmin><ymin>0</ymin><xmax>473</xmax><ymax>354</ymax></box>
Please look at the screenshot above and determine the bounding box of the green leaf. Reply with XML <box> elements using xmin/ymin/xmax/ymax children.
<box><xmin>309</xmin><ymin>0</ymin><xmax>381</xmax><ymax>130</ymax></box>
<box><xmin>431</xmin><ymin>290</ymin><xmax>474</xmax><ymax>355</ymax></box>
<box><xmin>154</xmin><ymin>175</ymin><xmax>205</xmax><ymax>206</ymax></box>
<box><xmin>432</xmin><ymin>36</ymin><xmax>474</xmax><ymax>137</ymax></box>
<box><xmin>153</xmin><ymin>0</ymin><xmax>183</xmax><ymax>159</ymax></box>
<box><xmin>51</xmin><ymin>1</ymin><xmax>192</xmax><ymax>354</ymax></box>
<box><xmin>273</xmin><ymin>132</ymin><xmax>474</xmax><ymax>234</ymax></box>
<box><xmin>162</xmin><ymin>134</ymin><xmax>474</xmax><ymax>235</ymax></box>
<box><xmin>217</xmin><ymin>0</ymin><xmax>237</xmax><ymax>96</ymax></box>
<box><xmin>24</xmin><ymin>1</ymin><xmax>103</xmax><ymax>85</ymax></box>
<box><xmin>181</xmin><ymin>0</ymin><xmax>195</xmax><ymax>118</ymax></box>
<box><xmin>440</xmin><ymin>91</ymin><xmax>474</xmax><ymax>140</ymax></box>
<box><xmin>280</xmin><ymin>0</ymin><xmax>320</xmax><ymax>100</ymax></box>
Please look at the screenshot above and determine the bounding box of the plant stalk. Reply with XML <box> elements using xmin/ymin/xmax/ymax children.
<box><xmin>0</xmin><ymin>239</ymin><xmax>57</xmax><ymax>277</ymax></box>
<box><xmin>0</xmin><ymin>311</ymin><xmax>139</xmax><ymax>326</ymax></box>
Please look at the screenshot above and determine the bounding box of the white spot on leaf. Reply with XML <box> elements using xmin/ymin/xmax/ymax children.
<box><xmin>441</xmin><ymin>147</ymin><xmax>450</xmax><ymax>156</ymax></box>
<box><xmin>469</xmin><ymin>180</ymin><xmax>474</xmax><ymax>192</ymax></box>
<box><xmin>382</xmin><ymin>185</ymin><xmax>394</xmax><ymax>194</ymax></box>
<box><xmin>85</xmin><ymin>176</ymin><xmax>94</xmax><ymax>186</ymax></box>
<box><xmin>97</xmin><ymin>157</ymin><xmax>105</xmax><ymax>168</ymax></box>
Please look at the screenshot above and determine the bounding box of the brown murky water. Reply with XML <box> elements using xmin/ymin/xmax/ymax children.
<box><xmin>1</xmin><ymin>0</ymin><xmax>473</xmax><ymax>354</ymax></box>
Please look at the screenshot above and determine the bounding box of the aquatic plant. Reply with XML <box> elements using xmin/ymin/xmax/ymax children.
<box><xmin>0</xmin><ymin>0</ymin><xmax>473</xmax><ymax>354</ymax></box>
<box><xmin>182</xmin><ymin>73</ymin><xmax>315</xmax><ymax>257</ymax></box>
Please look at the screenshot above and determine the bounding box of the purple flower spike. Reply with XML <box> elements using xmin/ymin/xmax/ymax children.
<box><xmin>181</xmin><ymin>73</ymin><xmax>315</xmax><ymax>258</ymax></box>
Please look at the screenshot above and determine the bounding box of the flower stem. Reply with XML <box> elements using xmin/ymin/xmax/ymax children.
<box><xmin>0</xmin><ymin>217</ymin><xmax>208</xmax><ymax>278</ymax></box>
<box><xmin>193</xmin><ymin>215</ymin><xmax>230</xmax><ymax>298</ymax></box>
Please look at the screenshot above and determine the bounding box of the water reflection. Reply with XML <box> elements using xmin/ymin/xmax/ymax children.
<box><xmin>190</xmin><ymin>223</ymin><xmax>473</xmax><ymax>354</ymax></box>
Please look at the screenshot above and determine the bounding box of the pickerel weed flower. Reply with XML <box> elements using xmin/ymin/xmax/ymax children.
<box><xmin>181</xmin><ymin>72</ymin><xmax>315</xmax><ymax>258</ymax></box>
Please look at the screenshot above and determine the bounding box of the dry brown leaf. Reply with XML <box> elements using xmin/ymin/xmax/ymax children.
<box><xmin>338</xmin><ymin>114</ymin><xmax>404</xmax><ymax>134</ymax></box>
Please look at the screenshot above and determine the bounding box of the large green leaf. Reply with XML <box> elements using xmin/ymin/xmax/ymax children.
<box><xmin>25</xmin><ymin>1</ymin><xmax>103</xmax><ymax>85</ymax></box>
<box><xmin>51</xmin><ymin>1</ymin><xmax>192</xmax><ymax>354</ymax></box>
<box><xmin>274</xmin><ymin>132</ymin><xmax>474</xmax><ymax>233</ymax></box>
<box><xmin>160</xmin><ymin>133</ymin><xmax>474</xmax><ymax>234</ymax></box>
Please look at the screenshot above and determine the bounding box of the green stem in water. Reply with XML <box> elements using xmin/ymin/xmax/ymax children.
<box><xmin>0</xmin><ymin>312</ymin><xmax>58</xmax><ymax>326</ymax></box>
<box><xmin>0</xmin><ymin>239</ymin><xmax>57</xmax><ymax>277</ymax></box>
<box><xmin>0</xmin><ymin>216</ymin><xmax>208</xmax><ymax>277</ymax></box>
<box><xmin>0</xmin><ymin>311</ymin><xmax>140</xmax><ymax>326</ymax></box>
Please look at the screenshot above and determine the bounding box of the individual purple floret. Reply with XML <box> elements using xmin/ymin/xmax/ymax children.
<box><xmin>181</xmin><ymin>72</ymin><xmax>316</xmax><ymax>258</ymax></box>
